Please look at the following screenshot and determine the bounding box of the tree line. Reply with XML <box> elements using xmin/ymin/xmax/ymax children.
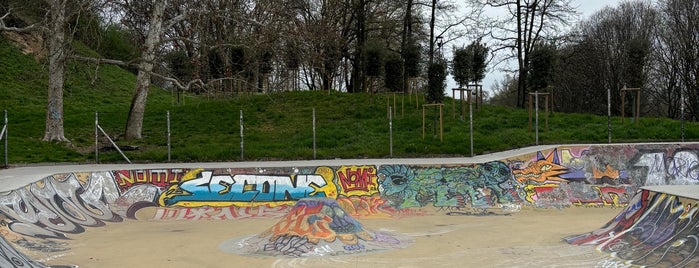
<box><xmin>489</xmin><ymin>0</ymin><xmax>699</xmax><ymax>123</ymax></box>
<box><xmin>0</xmin><ymin>0</ymin><xmax>697</xmax><ymax>143</ymax></box>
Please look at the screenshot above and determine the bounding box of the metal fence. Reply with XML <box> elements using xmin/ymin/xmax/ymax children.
<box><xmin>94</xmin><ymin>112</ymin><xmax>131</xmax><ymax>164</ymax></box>
<box><xmin>0</xmin><ymin>95</ymin><xmax>691</xmax><ymax>166</ymax></box>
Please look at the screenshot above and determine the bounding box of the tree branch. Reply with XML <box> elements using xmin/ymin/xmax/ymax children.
<box><xmin>70</xmin><ymin>55</ymin><xmax>140</xmax><ymax>67</ymax></box>
<box><xmin>0</xmin><ymin>10</ymin><xmax>37</xmax><ymax>33</ymax></box>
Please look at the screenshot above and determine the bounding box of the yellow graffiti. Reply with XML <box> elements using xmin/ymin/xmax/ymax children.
<box><xmin>314</xmin><ymin>166</ymin><xmax>338</xmax><ymax>200</ymax></box>
<box><xmin>523</xmin><ymin>183</ymin><xmax>560</xmax><ymax>203</ymax></box>
<box><xmin>335</xmin><ymin>165</ymin><xmax>379</xmax><ymax>196</ymax></box>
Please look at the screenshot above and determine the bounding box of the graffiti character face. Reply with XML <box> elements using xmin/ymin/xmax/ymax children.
<box><xmin>380</xmin><ymin>174</ymin><xmax>408</xmax><ymax>195</ymax></box>
<box><xmin>480</xmin><ymin>162</ymin><xmax>512</xmax><ymax>185</ymax></box>
<box><xmin>513</xmin><ymin>150</ymin><xmax>568</xmax><ymax>183</ymax></box>
<box><xmin>378</xmin><ymin>165</ymin><xmax>414</xmax><ymax>196</ymax></box>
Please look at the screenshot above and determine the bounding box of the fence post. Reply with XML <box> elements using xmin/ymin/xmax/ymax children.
<box><xmin>95</xmin><ymin>112</ymin><xmax>131</xmax><ymax>164</ymax></box>
<box><xmin>607</xmin><ymin>88</ymin><xmax>611</xmax><ymax>143</ymax></box>
<box><xmin>468</xmin><ymin>91</ymin><xmax>474</xmax><ymax>157</ymax></box>
<box><xmin>167</xmin><ymin>110</ymin><xmax>171</xmax><ymax>162</ymax></box>
<box><xmin>240</xmin><ymin>110</ymin><xmax>244</xmax><ymax>160</ymax></box>
<box><xmin>681</xmin><ymin>93</ymin><xmax>685</xmax><ymax>142</ymax></box>
<box><xmin>2</xmin><ymin>110</ymin><xmax>7</xmax><ymax>168</ymax></box>
<box><xmin>312</xmin><ymin>108</ymin><xmax>316</xmax><ymax>160</ymax></box>
<box><xmin>95</xmin><ymin>112</ymin><xmax>99</xmax><ymax>163</ymax></box>
<box><xmin>389</xmin><ymin>106</ymin><xmax>393</xmax><ymax>157</ymax></box>
<box><xmin>535</xmin><ymin>92</ymin><xmax>539</xmax><ymax>145</ymax></box>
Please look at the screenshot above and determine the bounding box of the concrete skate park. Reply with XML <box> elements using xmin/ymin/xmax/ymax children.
<box><xmin>0</xmin><ymin>143</ymin><xmax>697</xmax><ymax>267</ymax></box>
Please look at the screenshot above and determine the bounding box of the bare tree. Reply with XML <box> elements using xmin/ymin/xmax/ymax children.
<box><xmin>480</xmin><ymin>0</ymin><xmax>575</xmax><ymax>108</ymax></box>
<box><xmin>651</xmin><ymin>0</ymin><xmax>699</xmax><ymax>120</ymax></box>
<box><xmin>2</xmin><ymin>1</ymin><xmax>92</xmax><ymax>142</ymax></box>
<box><xmin>580</xmin><ymin>2</ymin><xmax>656</xmax><ymax>116</ymax></box>
<box><xmin>43</xmin><ymin>0</ymin><xmax>71</xmax><ymax>141</ymax></box>
<box><xmin>119</xmin><ymin>0</ymin><xmax>185</xmax><ymax>140</ymax></box>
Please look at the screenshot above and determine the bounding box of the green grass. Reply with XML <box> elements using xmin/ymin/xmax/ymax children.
<box><xmin>1</xmin><ymin>36</ymin><xmax>698</xmax><ymax>164</ymax></box>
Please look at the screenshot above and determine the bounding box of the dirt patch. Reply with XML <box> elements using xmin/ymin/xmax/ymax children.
<box><xmin>2</xmin><ymin>30</ymin><xmax>44</xmax><ymax>60</ymax></box>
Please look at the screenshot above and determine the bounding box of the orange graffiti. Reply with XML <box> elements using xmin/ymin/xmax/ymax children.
<box><xmin>592</xmin><ymin>164</ymin><xmax>620</xmax><ymax>180</ymax></box>
<box><xmin>261</xmin><ymin>203</ymin><xmax>336</xmax><ymax>244</ymax></box>
<box><xmin>337</xmin><ymin>195</ymin><xmax>394</xmax><ymax>219</ymax></box>
<box><xmin>513</xmin><ymin>151</ymin><xmax>568</xmax><ymax>183</ymax></box>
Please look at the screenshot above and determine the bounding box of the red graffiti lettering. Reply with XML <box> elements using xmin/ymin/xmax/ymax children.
<box><xmin>336</xmin><ymin>166</ymin><xmax>378</xmax><ymax>196</ymax></box>
<box><xmin>114</xmin><ymin>169</ymin><xmax>187</xmax><ymax>191</ymax></box>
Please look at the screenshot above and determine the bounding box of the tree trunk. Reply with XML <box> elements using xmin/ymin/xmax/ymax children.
<box><xmin>124</xmin><ymin>0</ymin><xmax>167</xmax><ymax>140</ymax></box>
<box><xmin>401</xmin><ymin>0</ymin><xmax>413</xmax><ymax>94</ymax></box>
<box><xmin>43</xmin><ymin>0</ymin><xmax>69</xmax><ymax>142</ymax></box>
<box><xmin>350</xmin><ymin>0</ymin><xmax>366</xmax><ymax>93</ymax></box>
<box><xmin>428</xmin><ymin>0</ymin><xmax>436</xmax><ymax>65</ymax></box>
<box><xmin>515</xmin><ymin>0</ymin><xmax>526</xmax><ymax>108</ymax></box>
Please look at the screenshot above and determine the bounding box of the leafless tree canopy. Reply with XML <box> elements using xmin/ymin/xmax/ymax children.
<box><xmin>2</xmin><ymin>0</ymin><xmax>699</xmax><ymax>141</ymax></box>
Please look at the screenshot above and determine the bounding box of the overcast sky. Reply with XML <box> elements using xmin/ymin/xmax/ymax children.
<box><xmin>450</xmin><ymin>0</ymin><xmax>627</xmax><ymax>96</ymax></box>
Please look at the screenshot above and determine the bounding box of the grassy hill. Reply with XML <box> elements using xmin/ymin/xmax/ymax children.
<box><xmin>1</xmin><ymin>35</ymin><xmax>698</xmax><ymax>165</ymax></box>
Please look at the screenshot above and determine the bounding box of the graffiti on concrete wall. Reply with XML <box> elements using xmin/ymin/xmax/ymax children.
<box><xmin>333</xmin><ymin>165</ymin><xmax>422</xmax><ymax>218</ymax></box>
<box><xmin>336</xmin><ymin>165</ymin><xmax>379</xmax><ymax>196</ymax></box>
<box><xmin>568</xmin><ymin>189</ymin><xmax>699</xmax><ymax>267</ymax></box>
<box><xmin>508</xmin><ymin>147</ymin><xmax>638</xmax><ymax>208</ymax></box>
<box><xmin>632</xmin><ymin>149</ymin><xmax>699</xmax><ymax>185</ymax></box>
<box><xmin>378</xmin><ymin>162</ymin><xmax>523</xmax><ymax>210</ymax></box>
<box><xmin>113</xmin><ymin>169</ymin><xmax>188</xmax><ymax>192</ymax></box>
<box><xmin>153</xmin><ymin>205</ymin><xmax>291</xmax><ymax>220</ymax></box>
<box><xmin>565</xmin><ymin>189</ymin><xmax>650</xmax><ymax>246</ymax></box>
<box><xmin>0</xmin><ymin>172</ymin><xmax>128</xmax><ymax>240</ymax></box>
<box><xmin>0</xmin><ymin>235</ymin><xmax>48</xmax><ymax>268</ymax></box>
<box><xmin>158</xmin><ymin>167</ymin><xmax>337</xmax><ymax>207</ymax></box>
<box><xmin>1</xmin><ymin>142</ymin><xmax>699</xmax><ymax>261</ymax></box>
<box><xmin>596</xmin><ymin>193</ymin><xmax>698</xmax><ymax>267</ymax></box>
<box><xmin>0</xmin><ymin>171</ymin><xmax>155</xmax><ymax>254</ymax></box>
<box><xmin>224</xmin><ymin>198</ymin><xmax>412</xmax><ymax>257</ymax></box>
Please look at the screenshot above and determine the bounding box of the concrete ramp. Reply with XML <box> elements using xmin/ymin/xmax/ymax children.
<box><xmin>565</xmin><ymin>186</ymin><xmax>699</xmax><ymax>267</ymax></box>
<box><xmin>0</xmin><ymin>142</ymin><xmax>697</xmax><ymax>267</ymax></box>
<box><xmin>0</xmin><ymin>235</ymin><xmax>47</xmax><ymax>268</ymax></box>
<box><xmin>219</xmin><ymin>198</ymin><xmax>412</xmax><ymax>257</ymax></box>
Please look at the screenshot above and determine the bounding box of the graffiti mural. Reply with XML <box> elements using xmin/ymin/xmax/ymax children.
<box><xmin>158</xmin><ymin>167</ymin><xmax>337</xmax><ymax>207</ymax></box>
<box><xmin>220</xmin><ymin>198</ymin><xmax>412</xmax><ymax>257</ymax></box>
<box><xmin>335</xmin><ymin>165</ymin><xmax>379</xmax><ymax>196</ymax></box>
<box><xmin>508</xmin><ymin>147</ymin><xmax>641</xmax><ymax>207</ymax></box>
<box><xmin>0</xmin><ymin>143</ymin><xmax>697</xmax><ymax>266</ymax></box>
<box><xmin>335</xmin><ymin>195</ymin><xmax>425</xmax><ymax>219</ymax></box>
<box><xmin>512</xmin><ymin>149</ymin><xmax>569</xmax><ymax>183</ymax></box>
<box><xmin>113</xmin><ymin>169</ymin><xmax>187</xmax><ymax>192</ymax></box>
<box><xmin>567</xmin><ymin>189</ymin><xmax>699</xmax><ymax>267</ymax></box>
<box><xmin>633</xmin><ymin>150</ymin><xmax>699</xmax><ymax>185</ymax></box>
<box><xmin>0</xmin><ymin>235</ymin><xmax>48</xmax><ymax>268</ymax></box>
<box><xmin>378</xmin><ymin>162</ymin><xmax>523</xmax><ymax>210</ymax></box>
<box><xmin>153</xmin><ymin>205</ymin><xmax>291</xmax><ymax>220</ymax></box>
<box><xmin>0</xmin><ymin>172</ymin><xmax>127</xmax><ymax>240</ymax></box>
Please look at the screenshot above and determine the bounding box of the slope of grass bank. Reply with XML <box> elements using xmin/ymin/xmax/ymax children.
<box><xmin>1</xmin><ymin>36</ymin><xmax>698</xmax><ymax>164</ymax></box>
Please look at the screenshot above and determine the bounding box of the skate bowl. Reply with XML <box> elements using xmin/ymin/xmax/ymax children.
<box><xmin>0</xmin><ymin>143</ymin><xmax>696</xmax><ymax>267</ymax></box>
